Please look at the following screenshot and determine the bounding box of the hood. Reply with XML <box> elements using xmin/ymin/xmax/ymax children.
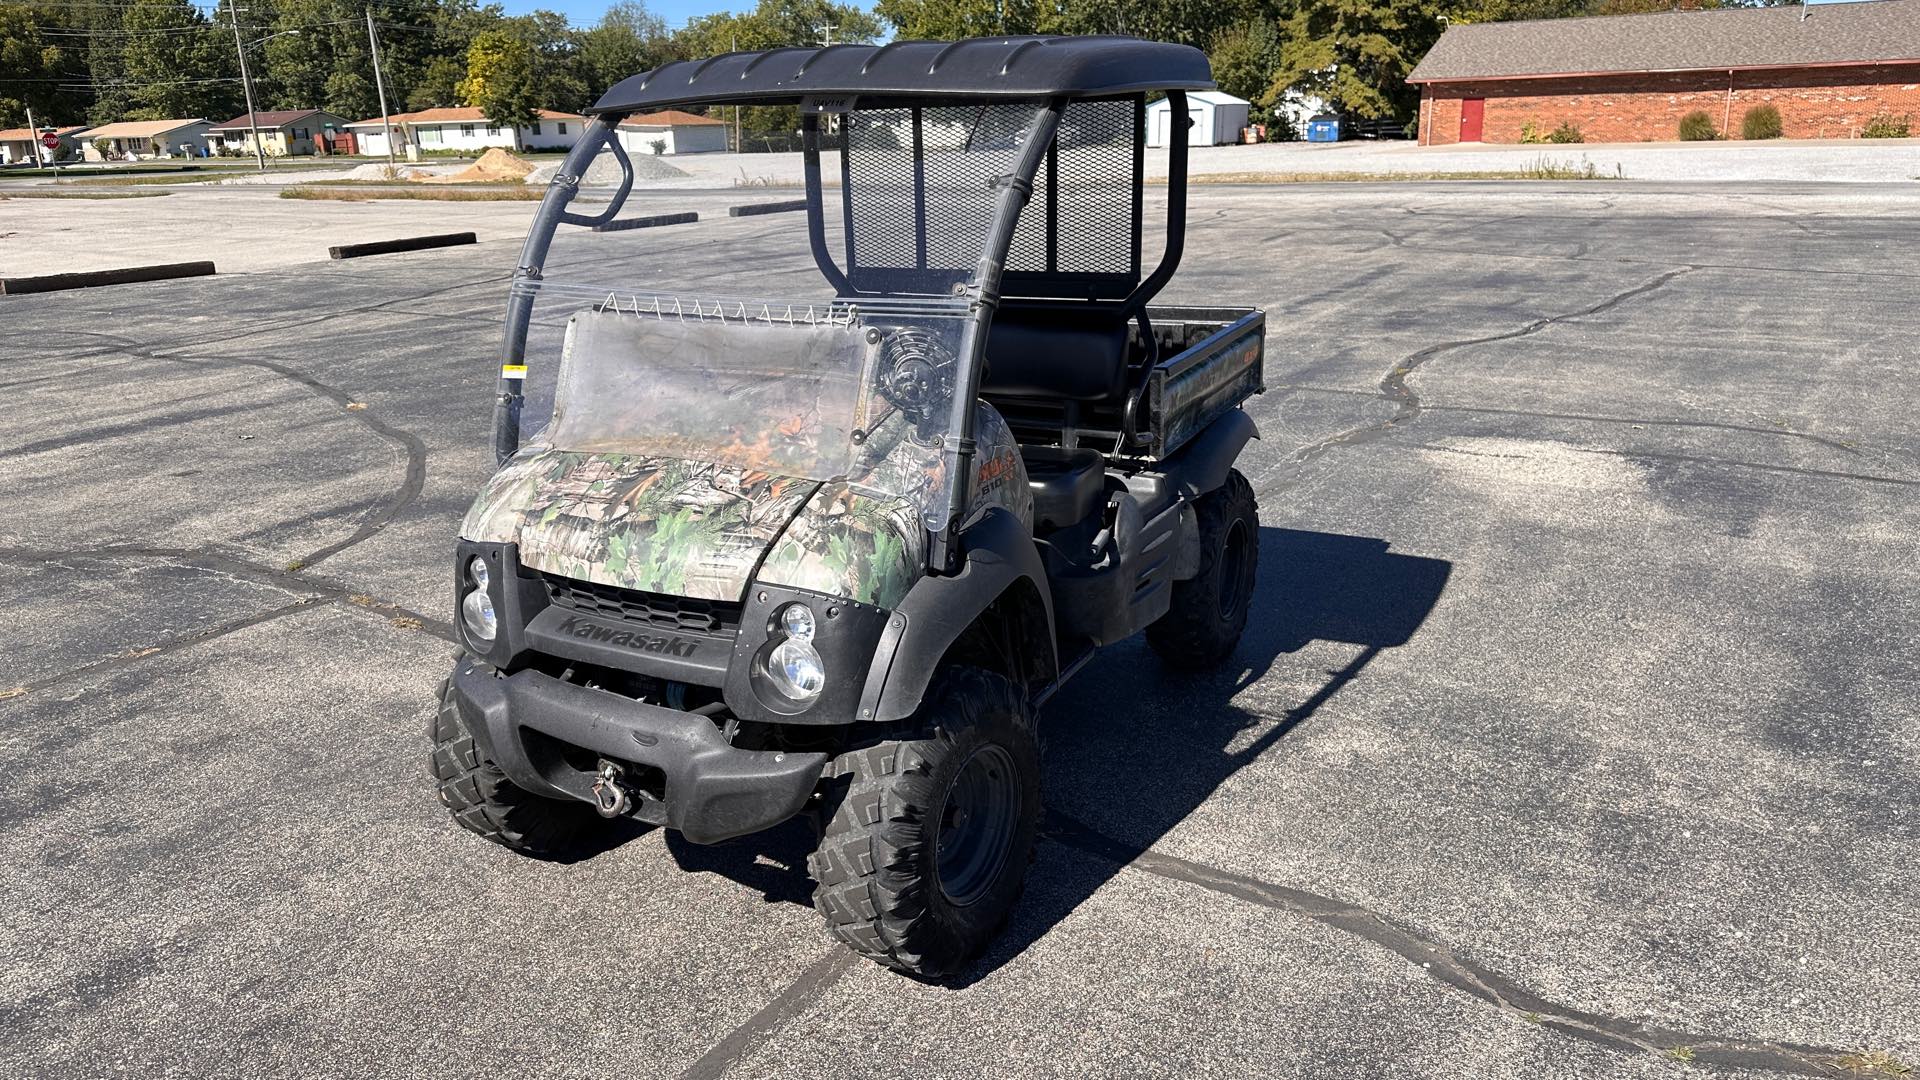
<box><xmin>460</xmin><ymin>449</ymin><xmax>819</xmax><ymax>601</ymax></box>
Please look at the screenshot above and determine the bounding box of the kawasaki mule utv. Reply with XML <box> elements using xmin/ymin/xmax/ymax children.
<box><xmin>433</xmin><ymin>35</ymin><xmax>1265</xmax><ymax>977</ymax></box>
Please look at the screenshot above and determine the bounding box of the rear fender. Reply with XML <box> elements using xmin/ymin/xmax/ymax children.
<box><xmin>858</xmin><ymin>508</ymin><xmax>1056</xmax><ymax>722</ymax></box>
<box><xmin>1159</xmin><ymin>409</ymin><xmax>1258</xmax><ymax>500</ymax></box>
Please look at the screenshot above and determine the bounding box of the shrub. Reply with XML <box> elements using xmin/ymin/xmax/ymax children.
<box><xmin>1518</xmin><ymin>120</ymin><xmax>1546</xmax><ymax>145</ymax></box>
<box><xmin>1861</xmin><ymin>113</ymin><xmax>1912</xmax><ymax>139</ymax></box>
<box><xmin>1741</xmin><ymin>104</ymin><xmax>1783</xmax><ymax>140</ymax></box>
<box><xmin>1547</xmin><ymin>121</ymin><xmax>1585</xmax><ymax>144</ymax></box>
<box><xmin>648</xmin><ymin>138</ymin><xmax>667</xmax><ymax>156</ymax></box>
<box><xmin>1678</xmin><ymin>110</ymin><xmax>1719</xmax><ymax>141</ymax></box>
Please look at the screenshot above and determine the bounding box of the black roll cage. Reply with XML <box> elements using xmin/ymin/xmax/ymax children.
<box><xmin>495</xmin><ymin>88</ymin><xmax>1191</xmax><ymax>576</ymax></box>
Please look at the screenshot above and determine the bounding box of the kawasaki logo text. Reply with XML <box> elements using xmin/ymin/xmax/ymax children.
<box><xmin>556</xmin><ymin>615</ymin><xmax>699</xmax><ymax>657</ymax></box>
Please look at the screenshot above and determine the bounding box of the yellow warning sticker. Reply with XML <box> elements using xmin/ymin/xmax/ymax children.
<box><xmin>501</xmin><ymin>364</ymin><xmax>528</xmax><ymax>379</ymax></box>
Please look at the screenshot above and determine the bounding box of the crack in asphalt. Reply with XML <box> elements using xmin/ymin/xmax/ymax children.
<box><xmin>0</xmin><ymin>544</ymin><xmax>452</xmax><ymax>699</ymax></box>
<box><xmin>0</xmin><ymin>596</ymin><xmax>333</xmax><ymax>700</ymax></box>
<box><xmin>673</xmin><ymin>949</ymin><xmax>859</xmax><ymax>1080</ymax></box>
<box><xmin>1267</xmin><ymin>268</ymin><xmax>1698</xmax><ymax>487</ymax></box>
<box><xmin>1272</xmin><ymin>385</ymin><xmax>1872</xmax><ymax>458</ymax></box>
<box><xmin>9</xmin><ymin>328</ymin><xmax>432</xmax><ymax>572</ymax></box>
<box><xmin>1414</xmin><ymin>441</ymin><xmax>1920</xmax><ymax>489</ymax></box>
<box><xmin>1043</xmin><ymin>813</ymin><xmax>1854</xmax><ymax>1077</ymax></box>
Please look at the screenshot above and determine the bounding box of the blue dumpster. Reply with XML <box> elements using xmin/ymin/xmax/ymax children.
<box><xmin>1306</xmin><ymin>115</ymin><xmax>1340</xmax><ymax>143</ymax></box>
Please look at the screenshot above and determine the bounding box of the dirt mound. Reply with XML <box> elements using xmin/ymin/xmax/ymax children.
<box><xmin>425</xmin><ymin>147</ymin><xmax>536</xmax><ymax>184</ymax></box>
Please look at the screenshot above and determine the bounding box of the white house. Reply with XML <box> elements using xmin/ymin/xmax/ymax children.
<box><xmin>615</xmin><ymin>110</ymin><xmax>728</xmax><ymax>155</ymax></box>
<box><xmin>77</xmin><ymin>119</ymin><xmax>213</xmax><ymax>161</ymax></box>
<box><xmin>0</xmin><ymin>124</ymin><xmax>90</xmax><ymax>165</ymax></box>
<box><xmin>345</xmin><ymin>108</ymin><xmax>586</xmax><ymax>157</ymax></box>
<box><xmin>1146</xmin><ymin>91</ymin><xmax>1252</xmax><ymax>147</ymax></box>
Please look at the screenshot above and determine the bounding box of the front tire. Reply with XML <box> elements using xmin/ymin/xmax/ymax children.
<box><xmin>808</xmin><ymin>667</ymin><xmax>1041</xmax><ymax>978</ymax></box>
<box><xmin>1148</xmin><ymin>468</ymin><xmax>1259</xmax><ymax>670</ymax></box>
<box><xmin>430</xmin><ymin>677</ymin><xmax>610</xmax><ymax>858</ymax></box>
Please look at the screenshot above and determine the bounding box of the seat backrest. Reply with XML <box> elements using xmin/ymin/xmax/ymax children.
<box><xmin>981</xmin><ymin>304</ymin><xmax>1130</xmax><ymax>403</ymax></box>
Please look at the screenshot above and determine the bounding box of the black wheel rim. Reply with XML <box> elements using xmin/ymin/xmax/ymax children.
<box><xmin>935</xmin><ymin>744</ymin><xmax>1019</xmax><ymax>907</ymax></box>
<box><xmin>1217</xmin><ymin>517</ymin><xmax>1252</xmax><ymax>622</ymax></box>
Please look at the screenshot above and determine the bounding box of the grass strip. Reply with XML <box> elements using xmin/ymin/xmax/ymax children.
<box><xmin>279</xmin><ymin>184</ymin><xmax>543</xmax><ymax>202</ymax></box>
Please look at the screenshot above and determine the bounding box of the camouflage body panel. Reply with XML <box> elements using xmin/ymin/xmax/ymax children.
<box><xmin>461</xmin><ymin>450</ymin><xmax>818</xmax><ymax>601</ymax></box>
<box><xmin>756</xmin><ymin>402</ymin><xmax>1031</xmax><ymax>608</ymax></box>
<box><xmin>1149</xmin><ymin>322</ymin><xmax>1263</xmax><ymax>459</ymax></box>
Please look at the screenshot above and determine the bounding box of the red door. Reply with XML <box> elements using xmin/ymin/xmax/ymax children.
<box><xmin>1459</xmin><ymin>98</ymin><xmax>1486</xmax><ymax>143</ymax></box>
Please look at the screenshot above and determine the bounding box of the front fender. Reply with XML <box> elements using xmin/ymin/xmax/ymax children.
<box><xmin>858</xmin><ymin>508</ymin><xmax>1054</xmax><ymax>723</ymax></box>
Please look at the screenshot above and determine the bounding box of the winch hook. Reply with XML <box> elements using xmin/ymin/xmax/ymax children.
<box><xmin>590</xmin><ymin>759</ymin><xmax>634</xmax><ymax>818</ymax></box>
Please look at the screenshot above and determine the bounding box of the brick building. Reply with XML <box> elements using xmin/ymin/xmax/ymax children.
<box><xmin>1410</xmin><ymin>0</ymin><xmax>1920</xmax><ymax>145</ymax></box>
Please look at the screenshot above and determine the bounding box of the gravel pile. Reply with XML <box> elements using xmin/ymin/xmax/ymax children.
<box><xmin>345</xmin><ymin>162</ymin><xmax>431</xmax><ymax>181</ymax></box>
<box><xmin>525</xmin><ymin>151</ymin><xmax>690</xmax><ymax>188</ymax></box>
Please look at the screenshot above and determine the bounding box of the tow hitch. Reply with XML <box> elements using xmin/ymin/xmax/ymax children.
<box><xmin>590</xmin><ymin>759</ymin><xmax>636</xmax><ymax>818</ymax></box>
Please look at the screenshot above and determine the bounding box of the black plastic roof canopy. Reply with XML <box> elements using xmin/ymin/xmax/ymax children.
<box><xmin>589</xmin><ymin>36</ymin><xmax>1214</xmax><ymax>113</ymax></box>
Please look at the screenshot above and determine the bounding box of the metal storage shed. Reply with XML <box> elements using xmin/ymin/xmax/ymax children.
<box><xmin>1146</xmin><ymin>90</ymin><xmax>1251</xmax><ymax>147</ymax></box>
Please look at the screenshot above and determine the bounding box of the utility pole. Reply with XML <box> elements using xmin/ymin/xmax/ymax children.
<box><xmin>228</xmin><ymin>2</ymin><xmax>267</xmax><ymax>172</ymax></box>
<box><xmin>816</xmin><ymin>21</ymin><xmax>835</xmax><ymax>47</ymax></box>
<box><xmin>366</xmin><ymin>7</ymin><xmax>398</xmax><ymax>168</ymax></box>
<box><xmin>731</xmin><ymin>30</ymin><xmax>741</xmax><ymax>153</ymax></box>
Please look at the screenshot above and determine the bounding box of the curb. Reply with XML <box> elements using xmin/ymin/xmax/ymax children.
<box><xmin>728</xmin><ymin>200</ymin><xmax>807</xmax><ymax>218</ymax></box>
<box><xmin>329</xmin><ymin>232</ymin><xmax>478</xmax><ymax>259</ymax></box>
<box><xmin>0</xmin><ymin>261</ymin><xmax>216</xmax><ymax>295</ymax></box>
<box><xmin>592</xmin><ymin>212</ymin><xmax>700</xmax><ymax>232</ymax></box>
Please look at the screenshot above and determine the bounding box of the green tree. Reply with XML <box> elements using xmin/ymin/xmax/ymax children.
<box><xmin>577</xmin><ymin>1</ymin><xmax>674</xmax><ymax>96</ymax></box>
<box><xmin>459</xmin><ymin>28</ymin><xmax>540</xmax><ymax>126</ymax></box>
<box><xmin>1272</xmin><ymin>0</ymin><xmax>1446</xmax><ymax>122</ymax></box>
<box><xmin>407</xmin><ymin>55</ymin><xmax>469</xmax><ymax>110</ymax></box>
<box><xmin>874</xmin><ymin>0</ymin><xmax>1058</xmax><ymax>38</ymax></box>
<box><xmin>1209</xmin><ymin>17</ymin><xmax>1286</xmax><ymax>108</ymax></box>
<box><xmin>0</xmin><ymin>3</ymin><xmax>84</xmax><ymax>126</ymax></box>
<box><xmin>120</xmin><ymin>0</ymin><xmax>239</xmax><ymax>120</ymax></box>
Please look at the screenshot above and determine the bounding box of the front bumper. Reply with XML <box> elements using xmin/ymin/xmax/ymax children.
<box><xmin>448</xmin><ymin>658</ymin><xmax>827</xmax><ymax>844</ymax></box>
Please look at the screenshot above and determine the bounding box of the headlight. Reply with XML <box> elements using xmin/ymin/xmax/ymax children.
<box><xmin>777</xmin><ymin>602</ymin><xmax>815</xmax><ymax>641</ymax></box>
<box><xmin>461</xmin><ymin>588</ymin><xmax>497</xmax><ymax>642</ymax></box>
<box><xmin>765</xmin><ymin>638</ymin><xmax>824</xmax><ymax>701</ymax></box>
<box><xmin>468</xmin><ymin>556</ymin><xmax>489</xmax><ymax>593</ymax></box>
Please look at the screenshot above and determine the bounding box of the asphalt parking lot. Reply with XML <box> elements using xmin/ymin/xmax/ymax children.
<box><xmin>2</xmin><ymin>182</ymin><xmax>1916</xmax><ymax>1079</ymax></box>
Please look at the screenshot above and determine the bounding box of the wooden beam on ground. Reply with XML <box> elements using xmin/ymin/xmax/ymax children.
<box><xmin>0</xmin><ymin>261</ymin><xmax>216</xmax><ymax>295</ymax></box>
<box><xmin>328</xmin><ymin>232</ymin><xmax>477</xmax><ymax>260</ymax></box>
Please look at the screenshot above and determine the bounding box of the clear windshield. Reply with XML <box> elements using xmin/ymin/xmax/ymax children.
<box><xmin>518</xmin><ymin>278</ymin><xmax>969</xmax><ymax>529</ymax></box>
<box><xmin>506</xmin><ymin>107</ymin><xmax>1056</xmax><ymax>532</ymax></box>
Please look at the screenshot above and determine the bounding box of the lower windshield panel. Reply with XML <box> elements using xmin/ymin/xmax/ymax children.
<box><xmin>520</xmin><ymin>283</ymin><xmax>971</xmax><ymax>530</ymax></box>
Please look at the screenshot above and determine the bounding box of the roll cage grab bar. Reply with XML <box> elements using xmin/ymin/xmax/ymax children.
<box><xmin>495</xmin><ymin>92</ymin><xmax>1191</xmax><ymax>573</ymax></box>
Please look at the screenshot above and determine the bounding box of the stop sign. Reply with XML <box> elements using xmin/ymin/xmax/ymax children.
<box><xmin>40</xmin><ymin>131</ymin><xmax>59</xmax><ymax>149</ymax></box>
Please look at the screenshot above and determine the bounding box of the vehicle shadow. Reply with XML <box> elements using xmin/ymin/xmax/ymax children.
<box><xmin>665</xmin><ymin>526</ymin><xmax>1453</xmax><ymax>983</ymax></box>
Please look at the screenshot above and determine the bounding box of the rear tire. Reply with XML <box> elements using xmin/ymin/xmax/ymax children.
<box><xmin>430</xmin><ymin>677</ymin><xmax>609</xmax><ymax>857</ymax></box>
<box><xmin>1148</xmin><ymin>468</ymin><xmax>1259</xmax><ymax>670</ymax></box>
<box><xmin>808</xmin><ymin>667</ymin><xmax>1041</xmax><ymax>978</ymax></box>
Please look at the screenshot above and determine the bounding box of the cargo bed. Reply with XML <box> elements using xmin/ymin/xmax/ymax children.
<box><xmin>985</xmin><ymin>305</ymin><xmax>1264</xmax><ymax>460</ymax></box>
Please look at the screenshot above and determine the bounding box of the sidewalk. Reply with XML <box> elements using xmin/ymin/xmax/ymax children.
<box><xmin>1162</xmin><ymin>137</ymin><xmax>1920</xmax><ymax>182</ymax></box>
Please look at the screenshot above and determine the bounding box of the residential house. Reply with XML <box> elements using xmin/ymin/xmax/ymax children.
<box><xmin>77</xmin><ymin>119</ymin><xmax>213</xmax><ymax>161</ymax></box>
<box><xmin>615</xmin><ymin>110</ymin><xmax>728</xmax><ymax>155</ymax></box>
<box><xmin>206</xmin><ymin>109</ymin><xmax>352</xmax><ymax>156</ymax></box>
<box><xmin>0</xmin><ymin>125</ymin><xmax>91</xmax><ymax>165</ymax></box>
<box><xmin>1410</xmin><ymin>0</ymin><xmax>1920</xmax><ymax>144</ymax></box>
<box><xmin>344</xmin><ymin>108</ymin><xmax>587</xmax><ymax>157</ymax></box>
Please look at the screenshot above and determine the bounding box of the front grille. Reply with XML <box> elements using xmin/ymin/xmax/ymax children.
<box><xmin>541</xmin><ymin>573</ymin><xmax>741</xmax><ymax>634</ymax></box>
